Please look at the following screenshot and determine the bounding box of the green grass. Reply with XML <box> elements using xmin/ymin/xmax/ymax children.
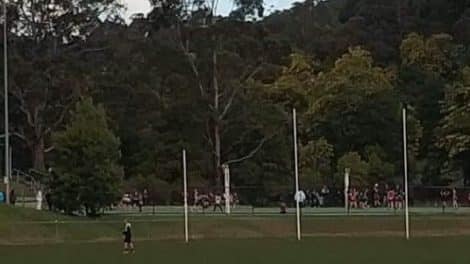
<box><xmin>1</xmin><ymin>237</ymin><xmax>470</xmax><ymax>264</ymax></box>
<box><xmin>3</xmin><ymin>206</ymin><xmax>470</xmax><ymax>263</ymax></box>
<box><xmin>3</xmin><ymin>205</ymin><xmax>470</xmax><ymax>244</ymax></box>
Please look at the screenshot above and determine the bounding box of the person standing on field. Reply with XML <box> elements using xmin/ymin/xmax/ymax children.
<box><xmin>192</xmin><ymin>188</ymin><xmax>199</xmax><ymax>212</ymax></box>
<box><xmin>440</xmin><ymin>188</ymin><xmax>450</xmax><ymax>213</ymax></box>
<box><xmin>138</xmin><ymin>192</ymin><xmax>144</xmax><ymax>213</ymax></box>
<box><xmin>294</xmin><ymin>189</ymin><xmax>306</xmax><ymax>208</ymax></box>
<box><xmin>36</xmin><ymin>190</ymin><xmax>43</xmax><ymax>210</ymax></box>
<box><xmin>373</xmin><ymin>184</ymin><xmax>381</xmax><ymax>207</ymax></box>
<box><xmin>213</xmin><ymin>193</ymin><xmax>224</xmax><ymax>213</ymax></box>
<box><xmin>452</xmin><ymin>188</ymin><xmax>458</xmax><ymax>209</ymax></box>
<box><xmin>122</xmin><ymin>219</ymin><xmax>135</xmax><ymax>254</ymax></box>
<box><xmin>387</xmin><ymin>188</ymin><xmax>395</xmax><ymax>210</ymax></box>
<box><xmin>143</xmin><ymin>189</ymin><xmax>149</xmax><ymax>206</ymax></box>
<box><xmin>9</xmin><ymin>189</ymin><xmax>16</xmax><ymax>205</ymax></box>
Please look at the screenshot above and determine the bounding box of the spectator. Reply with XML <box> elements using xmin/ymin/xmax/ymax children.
<box><xmin>213</xmin><ymin>193</ymin><xmax>224</xmax><ymax>213</ymax></box>
<box><xmin>452</xmin><ymin>188</ymin><xmax>458</xmax><ymax>209</ymax></box>
<box><xmin>9</xmin><ymin>189</ymin><xmax>16</xmax><ymax>205</ymax></box>
<box><xmin>294</xmin><ymin>189</ymin><xmax>306</xmax><ymax>208</ymax></box>
<box><xmin>45</xmin><ymin>191</ymin><xmax>52</xmax><ymax>211</ymax></box>
<box><xmin>232</xmin><ymin>192</ymin><xmax>239</xmax><ymax>208</ymax></box>
<box><xmin>383</xmin><ymin>184</ymin><xmax>390</xmax><ymax>208</ymax></box>
<box><xmin>143</xmin><ymin>189</ymin><xmax>149</xmax><ymax>206</ymax></box>
<box><xmin>192</xmin><ymin>188</ymin><xmax>199</xmax><ymax>211</ymax></box>
<box><xmin>0</xmin><ymin>191</ymin><xmax>4</xmax><ymax>204</ymax></box>
<box><xmin>387</xmin><ymin>187</ymin><xmax>395</xmax><ymax>210</ymax></box>
<box><xmin>360</xmin><ymin>188</ymin><xmax>369</xmax><ymax>209</ymax></box>
<box><xmin>320</xmin><ymin>185</ymin><xmax>330</xmax><ymax>206</ymax></box>
<box><xmin>138</xmin><ymin>192</ymin><xmax>144</xmax><ymax>213</ymax></box>
<box><xmin>36</xmin><ymin>190</ymin><xmax>43</xmax><ymax>210</ymax></box>
<box><xmin>373</xmin><ymin>183</ymin><xmax>381</xmax><ymax>207</ymax></box>
<box><xmin>312</xmin><ymin>190</ymin><xmax>320</xmax><ymax>207</ymax></box>
<box><xmin>349</xmin><ymin>188</ymin><xmax>358</xmax><ymax>209</ymax></box>
<box><xmin>200</xmin><ymin>194</ymin><xmax>210</xmax><ymax>213</ymax></box>
<box><xmin>440</xmin><ymin>188</ymin><xmax>450</xmax><ymax>213</ymax></box>
<box><xmin>395</xmin><ymin>186</ymin><xmax>403</xmax><ymax>210</ymax></box>
<box><xmin>132</xmin><ymin>191</ymin><xmax>139</xmax><ymax>208</ymax></box>
<box><xmin>122</xmin><ymin>193</ymin><xmax>132</xmax><ymax>208</ymax></box>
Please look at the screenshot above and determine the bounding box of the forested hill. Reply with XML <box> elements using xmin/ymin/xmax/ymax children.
<box><xmin>264</xmin><ymin>0</ymin><xmax>470</xmax><ymax>63</ymax></box>
<box><xmin>3</xmin><ymin>0</ymin><xmax>470</xmax><ymax>205</ymax></box>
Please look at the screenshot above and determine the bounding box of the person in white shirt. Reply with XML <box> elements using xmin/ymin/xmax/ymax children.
<box><xmin>36</xmin><ymin>190</ymin><xmax>43</xmax><ymax>210</ymax></box>
<box><xmin>213</xmin><ymin>193</ymin><xmax>224</xmax><ymax>213</ymax></box>
<box><xmin>294</xmin><ymin>190</ymin><xmax>306</xmax><ymax>208</ymax></box>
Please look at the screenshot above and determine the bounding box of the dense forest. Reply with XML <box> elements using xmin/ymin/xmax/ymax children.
<box><xmin>2</xmin><ymin>0</ymin><xmax>470</xmax><ymax>210</ymax></box>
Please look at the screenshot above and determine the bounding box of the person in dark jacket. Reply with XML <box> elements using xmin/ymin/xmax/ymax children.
<box><xmin>9</xmin><ymin>189</ymin><xmax>16</xmax><ymax>205</ymax></box>
<box><xmin>122</xmin><ymin>219</ymin><xmax>135</xmax><ymax>254</ymax></box>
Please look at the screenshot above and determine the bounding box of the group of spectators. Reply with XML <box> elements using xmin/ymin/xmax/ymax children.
<box><xmin>192</xmin><ymin>189</ymin><xmax>239</xmax><ymax>213</ymax></box>
<box><xmin>293</xmin><ymin>184</ymin><xmax>406</xmax><ymax>210</ymax></box>
<box><xmin>121</xmin><ymin>189</ymin><xmax>150</xmax><ymax>212</ymax></box>
<box><xmin>348</xmin><ymin>184</ymin><xmax>405</xmax><ymax>210</ymax></box>
<box><xmin>290</xmin><ymin>183</ymin><xmax>470</xmax><ymax>212</ymax></box>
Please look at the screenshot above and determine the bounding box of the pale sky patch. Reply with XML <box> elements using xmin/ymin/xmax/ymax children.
<box><xmin>123</xmin><ymin>0</ymin><xmax>298</xmax><ymax>21</ymax></box>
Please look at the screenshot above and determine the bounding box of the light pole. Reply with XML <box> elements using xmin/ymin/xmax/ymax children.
<box><xmin>3</xmin><ymin>0</ymin><xmax>10</xmax><ymax>204</ymax></box>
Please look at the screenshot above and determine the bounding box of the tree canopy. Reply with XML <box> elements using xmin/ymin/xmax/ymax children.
<box><xmin>50</xmin><ymin>98</ymin><xmax>122</xmax><ymax>215</ymax></box>
<box><xmin>4</xmin><ymin>0</ymin><xmax>470</xmax><ymax>208</ymax></box>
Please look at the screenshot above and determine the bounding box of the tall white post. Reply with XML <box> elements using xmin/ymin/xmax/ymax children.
<box><xmin>223</xmin><ymin>164</ymin><xmax>230</xmax><ymax>214</ymax></box>
<box><xmin>182</xmin><ymin>149</ymin><xmax>189</xmax><ymax>243</ymax></box>
<box><xmin>293</xmin><ymin>108</ymin><xmax>301</xmax><ymax>241</ymax></box>
<box><xmin>344</xmin><ymin>168</ymin><xmax>350</xmax><ymax>215</ymax></box>
<box><xmin>3</xmin><ymin>1</ymin><xmax>10</xmax><ymax>205</ymax></box>
<box><xmin>403</xmin><ymin>108</ymin><xmax>410</xmax><ymax>240</ymax></box>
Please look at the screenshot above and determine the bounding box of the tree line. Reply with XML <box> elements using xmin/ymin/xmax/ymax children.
<box><xmin>2</xmin><ymin>0</ymin><xmax>470</xmax><ymax>214</ymax></box>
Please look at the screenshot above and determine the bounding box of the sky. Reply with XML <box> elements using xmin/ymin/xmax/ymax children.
<box><xmin>123</xmin><ymin>0</ymin><xmax>298</xmax><ymax>21</ymax></box>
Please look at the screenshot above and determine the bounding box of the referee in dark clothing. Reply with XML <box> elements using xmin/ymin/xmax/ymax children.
<box><xmin>122</xmin><ymin>219</ymin><xmax>135</xmax><ymax>254</ymax></box>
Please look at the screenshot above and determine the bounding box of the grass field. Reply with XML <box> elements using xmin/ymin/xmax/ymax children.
<box><xmin>3</xmin><ymin>206</ymin><xmax>470</xmax><ymax>243</ymax></box>
<box><xmin>2</xmin><ymin>237</ymin><xmax>470</xmax><ymax>264</ymax></box>
<box><xmin>3</xmin><ymin>206</ymin><xmax>470</xmax><ymax>263</ymax></box>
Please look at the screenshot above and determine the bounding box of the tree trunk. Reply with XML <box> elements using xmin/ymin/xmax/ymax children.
<box><xmin>32</xmin><ymin>137</ymin><xmax>46</xmax><ymax>171</ymax></box>
<box><xmin>213</xmin><ymin>48</ymin><xmax>222</xmax><ymax>188</ymax></box>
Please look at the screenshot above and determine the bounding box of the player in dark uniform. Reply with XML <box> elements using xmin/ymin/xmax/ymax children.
<box><xmin>122</xmin><ymin>219</ymin><xmax>135</xmax><ymax>254</ymax></box>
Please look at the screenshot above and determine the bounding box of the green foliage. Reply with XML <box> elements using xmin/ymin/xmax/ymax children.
<box><xmin>308</xmin><ymin>47</ymin><xmax>398</xmax><ymax>157</ymax></box>
<box><xmin>265</xmin><ymin>53</ymin><xmax>318</xmax><ymax>111</ymax></box>
<box><xmin>437</xmin><ymin>67</ymin><xmax>470</xmax><ymax>158</ymax></box>
<box><xmin>364</xmin><ymin>145</ymin><xmax>395</xmax><ymax>183</ymax></box>
<box><xmin>300</xmin><ymin>138</ymin><xmax>334</xmax><ymax>187</ymax></box>
<box><xmin>50</xmin><ymin>98</ymin><xmax>122</xmax><ymax>216</ymax></box>
<box><xmin>401</xmin><ymin>33</ymin><xmax>455</xmax><ymax>77</ymax></box>
<box><xmin>336</xmin><ymin>152</ymin><xmax>369</xmax><ymax>186</ymax></box>
<box><xmin>9</xmin><ymin>0</ymin><xmax>470</xmax><ymax>195</ymax></box>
